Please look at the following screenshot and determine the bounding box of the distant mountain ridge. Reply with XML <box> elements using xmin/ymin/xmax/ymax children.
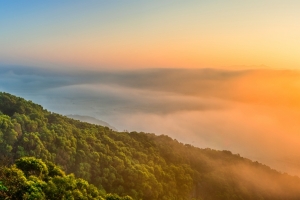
<box><xmin>67</xmin><ymin>114</ymin><xmax>117</xmax><ymax>131</ymax></box>
<box><xmin>1</xmin><ymin>91</ymin><xmax>300</xmax><ymax>200</ymax></box>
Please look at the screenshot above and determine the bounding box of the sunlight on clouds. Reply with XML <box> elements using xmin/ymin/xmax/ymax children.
<box><xmin>2</xmin><ymin>66</ymin><xmax>300</xmax><ymax>176</ymax></box>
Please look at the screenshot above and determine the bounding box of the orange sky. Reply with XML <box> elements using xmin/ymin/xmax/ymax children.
<box><xmin>1</xmin><ymin>1</ymin><xmax>300</xmax><ymax>70</ymax></box>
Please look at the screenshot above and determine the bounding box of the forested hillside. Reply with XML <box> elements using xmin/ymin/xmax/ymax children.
<box><xmin>1</xmin><ymin>92</ymin><xmax>300</xmax><ymax>200</ymax></box>
<box><xmin>0</xmin><ymin>157</ymin><xmax>132</xmax><ymax>200</ymax></box>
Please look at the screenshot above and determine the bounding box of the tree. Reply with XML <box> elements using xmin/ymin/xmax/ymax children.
<box><xmin>15</xmin><ymin>157</ymin><xmax>48</xmax><ymax>178</ymax></box>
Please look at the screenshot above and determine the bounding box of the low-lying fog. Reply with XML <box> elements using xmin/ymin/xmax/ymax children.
<box><xmin>2</xmin><ymin>65</ymin><xmax>300</xmax><ymax>176</ymax></box>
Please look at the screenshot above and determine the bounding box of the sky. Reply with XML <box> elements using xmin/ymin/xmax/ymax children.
<box><xmin>1</xmin><ymin>1</ymin><xmax>300</xmax><ymax>176</ymax></box>
<box><xmin>1</xmin><ymin>1</ymin><xmax>300</xmax><ymax>69</ymax></box>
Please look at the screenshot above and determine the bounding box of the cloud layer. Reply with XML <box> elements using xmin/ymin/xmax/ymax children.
<box><xmin>1</xmin><ymin>65</ymin><xmax>300</xmax><ymax>176</ymax></box>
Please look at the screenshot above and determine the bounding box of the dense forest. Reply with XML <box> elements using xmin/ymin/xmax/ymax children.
<box><xmin>0</xmin><ymin>157</ymin><xmax>131</xmax><ymax>200</ymax></box>
<box><xmin>1</xmin><ymin>92</ymin><xmax>300</xmax><ymax>200</ymax></box>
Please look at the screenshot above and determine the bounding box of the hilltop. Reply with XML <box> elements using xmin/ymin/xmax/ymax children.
<box><xmin>0</xmin><ymin>92</ymin><xmax>300</xmax><ymax>200</ymax></box>
<box><xmin>66</xmin><ymin>115</ymin><xmax>117</xmax><ymax>131</ymax></box>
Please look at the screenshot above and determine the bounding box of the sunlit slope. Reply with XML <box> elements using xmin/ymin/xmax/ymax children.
<box><xmin>0</xmin><ymin>92</ymin><xmax>300</xmax><ymax>200</ymax></box>
<box><xmin>0</xmin><ymin>157</ymin><xmax>132</xmax><ymax>200</ymax></box>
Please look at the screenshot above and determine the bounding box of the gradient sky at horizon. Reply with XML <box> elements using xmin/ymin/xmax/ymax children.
<box><xmin>1</xmin><ymin>1</ymin><xmax>300</xmax><ymax>69</ymax></box>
